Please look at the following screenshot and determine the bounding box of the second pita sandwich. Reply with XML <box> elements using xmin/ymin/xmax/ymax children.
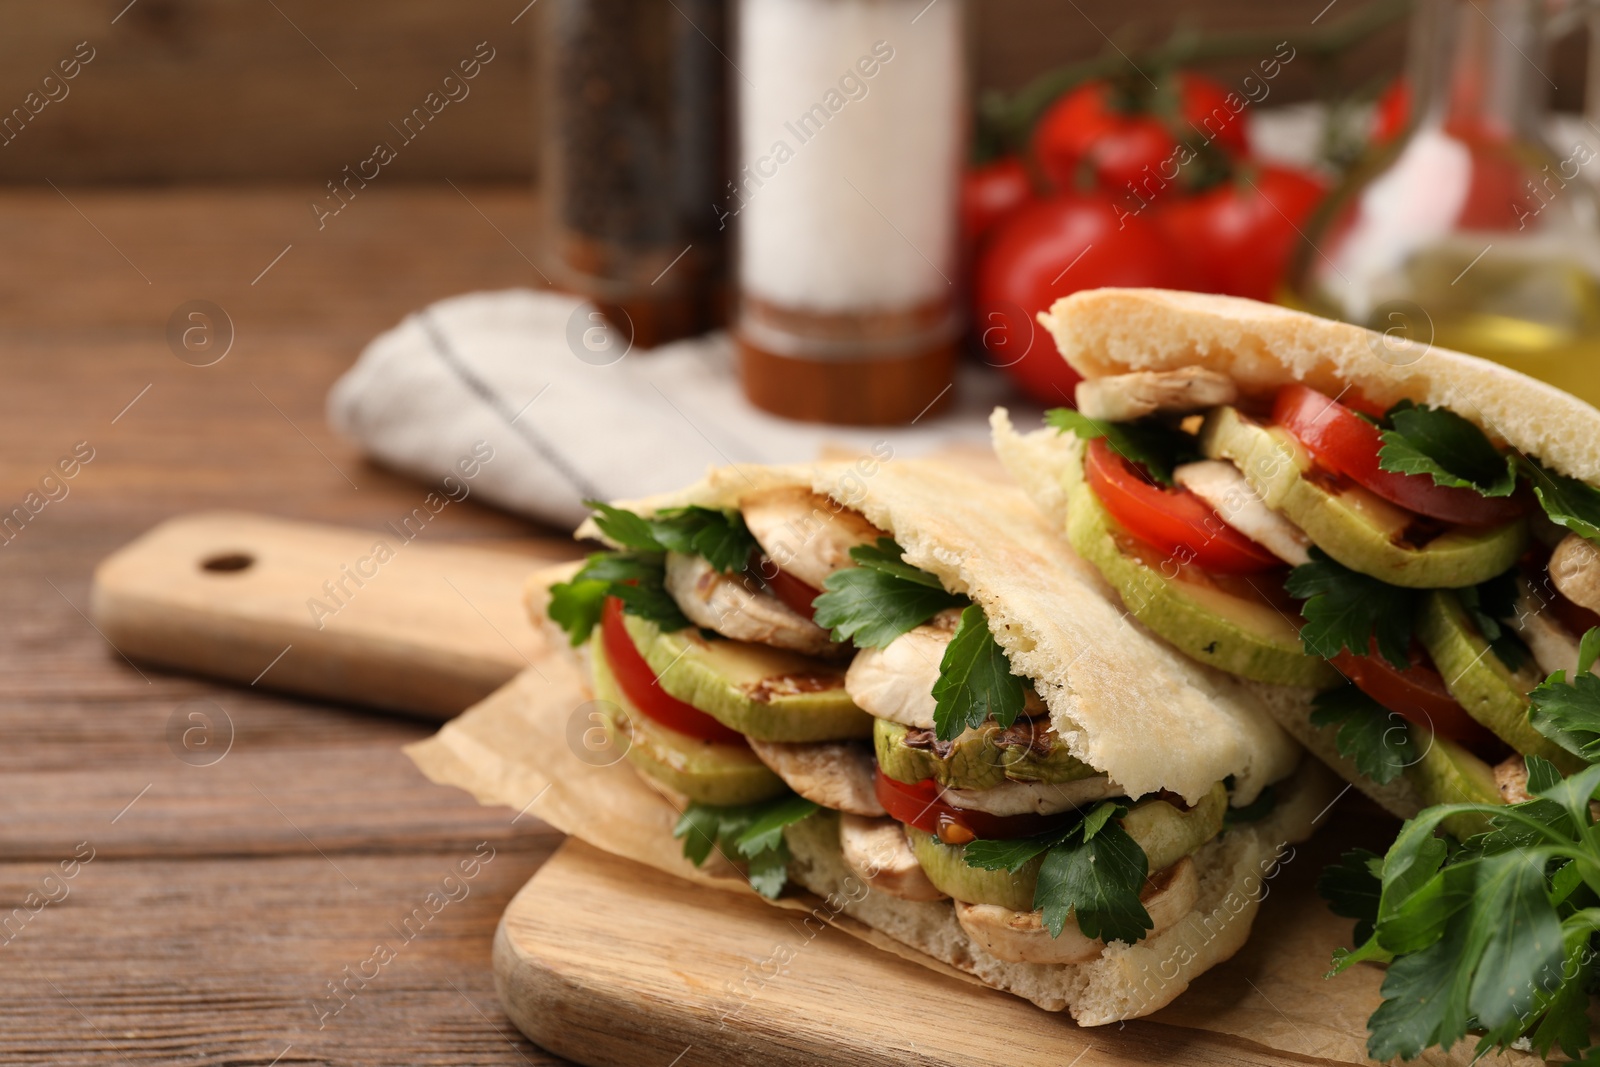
<box><xmin>995</xmin><ymin>287</ymin><xmax>1600</xmax><ymax>838</ymax></box>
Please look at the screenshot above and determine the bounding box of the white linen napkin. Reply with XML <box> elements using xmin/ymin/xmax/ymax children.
<box><xmin>327</xmin><ymin>288</ymin><xmax>1024</xmax><ymax>530</ymax></box>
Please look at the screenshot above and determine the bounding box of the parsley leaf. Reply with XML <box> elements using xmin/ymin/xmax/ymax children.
<box><xmin>585</xmin><ymin>500</ymin><xmax>757</xmax><ymax>574</ymax></box>
<box><xmin>849</xmin><ymin>537</ymin><xmax>947</xmax><ymax>588</ymax></box>
<box><xmin>1520</xmin><ymin>458</ymin><xmax>1600</xmax><ymax>545</ymax></box>
<box><xmin>548</xmin><ymin>502</ymin><xmax>758</xmax><ymax>645</ymax></box>
<box><xmin>1458</xmin><ymin>570</ymin><xmax>1530</xmax><ymax>673</ymax></box>
<box><xmin>733</xmin><ymin>794</ymin><xmax>821</xmax><ymax>856</ymax></box>
<box><xmin>1286</xmin><ymin>548</ymin><xmax>1420</xmax><ymax>668</ymax></box>
<box><xmin>812</xmin><ymin>540</ymin><xmax>966</xmax><ymax>649</ymax></box>
<box><xmin>1037</xmin><ymin>812</ymin><xmax>1151</xmax><ymax>942</ymax></box>
<box><xmin>1377</xmin><ymin>403</ymin><xmax>1517</xmax><ymax>497</ymax></box>
<box><xmin>546</xmin><ymin>575</ymin><xmax>610</xmax><ymax>646</ymax></box>
<box><xmin>1309</xmin><ymin>685</ymin><xmax>1417</xmax><ymax>785</ymax></box>
<box><xmin>931</xmin><ymin>603</ymin><xmax>1027</xmax><ymax>742</ymax></box>
<box><xmin>671</xmin><ymin>794</ymin><xmax>820</xmax><ymax>899</ymax></box>
<box><xmin>962</xmin><ymin>801</ymin><xmax>1152</xmax><ymax>945</ymax></box>
<box><xmin>1530</xmin><ymin>644</ymin><xmax>1600</xmax><ymax>764</ymax></box>
<box><xmin>961</xmin><ymin>835</ymin><xmax>1054</xmax><ymax>873</ymax></box>
<box><xmin>649</xmin><ymin>505</ymin><xmax>759</xmax><ymax>574</ymax></box>
<box><xmin>1580</xmin><ymin>627</ymin><xmax>1600</xmax><ymax>677</ymax></box>
<box><xmin>1045</xmin><ymin>408</ymin><xmax>1197</xmax><ymax>487</ymax></box>
<box><xmin>587</xmin><ymin>500</ymin><xmax>664</xmax><ymax>551</ymax></box>
<box><xmin>546</xmin><ymin>552</ymin><xmax>691</xmax><ymax>645</ymax></box>
<box><xmin>1326</xmin><ymin>763</ymin><xmax>1600</xmax><ymax>1064</ymax></box>
<box><xmin>1317</xmin><ymin>847</ymin><xmax>1384</xmax><ymax>944</ymax></box>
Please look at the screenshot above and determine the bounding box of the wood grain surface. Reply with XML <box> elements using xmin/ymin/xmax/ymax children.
<box><xmin>0</xmin><ymin>184</ymin><xmax>1418</xmax><ymax>1066</ymax></box>
<box><xmin>92</xmin><ymin>512</ymin><xmax>550</xmax><ymax>718</ymax></box>
<box><xmin>497</xmin><ymin>833</ymin><xmax>1443</xmax><ymax>1067</ymax></box>
<box><xmin>0</xmin><ymin>0</ymin><xmax>1427</xmax><ymax>184</ymax></box>
<box><xmin>0</xmin><ymin>186</ymin><xmax>580</xmax><ymax>1066</ymax></box>
<box><xmin>497</xmin><ymin>841</ymin><xmax>1289</xmax><ymax>1067</ymax></box>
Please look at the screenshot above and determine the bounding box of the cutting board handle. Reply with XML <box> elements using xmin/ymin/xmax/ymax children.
<box><xmin>91</xmin><ymin>511</ymin><xmax>560</xmax><ymax>719</ymax></box>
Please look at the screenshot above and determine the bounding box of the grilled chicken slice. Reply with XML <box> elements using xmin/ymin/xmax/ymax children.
<box><xmin>1511</xmin><ymin>586</ymin><xmax>1590</xmax><ymax>678</ymax></box>
<box><xmin>740</xmin><ymin>486</ymin><xmax>887</xmax><ymax>591</ymax></box>
<box><xmin>747</xmin><ymin>739</ymin><xmax>884</xmax><ymax>817</ymax></box>
<box><xmin>940</xmin><ymin>776</ymin><xmax>1119</xmax><ymax>816</ymax></box>
<box><xmin>843</xmin><ymin>609</ymin><xmax>963</xmax><ymax>729</ymax></box>
<box><xmin>1075</xmin><ymin>368</ymin><xmax>1238</xmax><ymax>423</ymax></box>
<box><xmin>664</xmin><ymin>551</ymin><xmax>840</xmax><ymax>657</ymax></box>
<box><xmin>838</xmin><ymin>814</ymin><xmax>949</xmax><ymax>901</ymax></box>
<box><xmin>1174</xmin><ymin>460</ymin><xmax>1312</xmax><ymax>566</ymax></box>
<box><xmin>956</xmin><ymin>856</ymin><xmax>1199</xmax><ymax>964</ymax></box>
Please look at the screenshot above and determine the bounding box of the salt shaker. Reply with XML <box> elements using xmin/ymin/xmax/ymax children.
<box><xmin>731</xmin><ymin>0</ymin><xmax>965</xmax><ymax>424</ymax></box>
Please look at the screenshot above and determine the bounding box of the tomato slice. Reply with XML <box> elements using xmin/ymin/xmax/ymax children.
<box><xmin>1330</xmin><ymin>639</ymin><xmax>1499</xmax><ymax>752</ymax></box>
<box><xmin>1084</xmin><ymin>438</ymin><xmax>1282</xmax><ymax>574</ymax></box>
<box><xmin>600</xmin><ymin>597</ymin><xmax>747</xmax><ymax>745</ymax></box>
<box><xmin>1272</xmin><ymin>384</ymin><xmax>1529</xmax><ymax>528</ymax></box>
<box><xmin>756</xmin><ymin>559</ymin><xmax>821</xmax><ymax>621</ymax></box>
<box><xmin>874</xmin><ymin>770</ymin><xmax>1066</xmax><ymax>844</ymax></box>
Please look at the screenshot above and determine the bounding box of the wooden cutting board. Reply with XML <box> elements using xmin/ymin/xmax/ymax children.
<box><xmin>91</xmin><ymin>511</ymin><xmax>563</xmax><ymax>718</ymax></box>
<box><xmin>495</xmin><ymin>834</ymin><xmax>1435</xmax><ymax>1067</ymax></box>
<box><xmin>90</xmin><ymin>513</ymin><xmax>1502</xmax><ymax>1067</ymax></box>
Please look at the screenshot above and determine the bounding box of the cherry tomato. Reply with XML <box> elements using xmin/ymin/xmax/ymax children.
<box><xmin>600</xmin><ymin>597</ymin><xmax>747</xmax><ymax>745</ymax></box>
<box><xmin>972</xmin><ymin>193</ymin><xmax>1196</xmax><ymax>404</ymax></box>
<box><xmin>1032</xmin><ymin>72</ymin><xmax>1250</xmax><ymax>193</ymax></box>
<box><xmin>1156</xmin><ymin>164</ymin><xmax>1327</xmax><ymax>302</ymax></box>
<box><xmin>1084</xmin><ymin>438</ymin><xmax>1282</xmax><ymax>574</ymax></box>
<box><xmin>760</xmin><ymin>561</ymin><xmax>821</xmax><ymax>621</ymax></box>
<box><xmin>1330</xmin><ymin>640</ymin><xmax>1499</xmax><ymax>751</ymax></box>
<box><xmin>962</xmin><ymin>156</ymin><xmax>1034</xmax><ymax>251</ymax></box>
<box><xmin>1272</xmin><ymin>384</ymin><xmax>1530</xmax><ymax>528</ymax></box>
<box><xmin>1372</xmin><ymin>79</ymin><xmax>1410</xmax><ymax>144</ymax></box>
<box><xmin>874</xmin><ymin>771</ymin><xmax>1063</xmax><ymax>843</ymax></box>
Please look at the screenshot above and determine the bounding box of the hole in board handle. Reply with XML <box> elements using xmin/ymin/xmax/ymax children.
<box><xmin>200</xmin><ymin>552</ymin><xmax>254</xmax><ymax>574</ymax></box>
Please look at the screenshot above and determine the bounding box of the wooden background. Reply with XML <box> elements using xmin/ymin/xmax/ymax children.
<box><xmin>0</xmin><ymin>186</ymin><xmax>578</xmax><ymax>1065</ymax></box>
<box><xmin>0</xmin><ymin>0</ymin><xmax>1464</xmax><ymax>184</ymax></box>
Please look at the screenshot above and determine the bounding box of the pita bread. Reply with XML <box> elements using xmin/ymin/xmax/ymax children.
<box><xmin>784</xmin><ymin>755</ymin><xmax>1337</xmax><ymax>1025</ymax></box>
<box><xmin>584</xmin><ymin>458</ymin><xmax>1302</xmax><ymax>806</ymax></box>
<box><xmin>1038</xmin><ymin>287</ymin><xmax>1600</xmax><ymax>484</ymax></box>
<box><xmin>998</xmin><ymin>287</ymin><xmax>1600</xmax><ymax>822</ymax></box>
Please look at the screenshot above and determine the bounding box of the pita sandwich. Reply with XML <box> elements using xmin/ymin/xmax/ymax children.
<box><xmin>536</xmin><ymin>454</ymin><xmax>1335</xmax><ymax>1024</ymax></box>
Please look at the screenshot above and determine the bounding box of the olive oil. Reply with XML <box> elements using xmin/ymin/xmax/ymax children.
<box><xmin>1352</xmin><ymin>244</ymin><xmax>1600</xmax><ymax>407</ymax></box>
<box><xmin>1284</xmin><ymin>0</ymin><xmax>1600</xmax><ymax>409</ymax></box>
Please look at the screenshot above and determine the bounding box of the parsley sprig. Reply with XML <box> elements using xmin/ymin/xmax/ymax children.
<box><xmin>1309</xmin><ymin>685</ymin><xmax>1418</xmax><ymax>785</ymax></box>
<box><xmin>1522</xmin><ymin>457</ymin><xmax>1600</xmax><ymax>546</ymax></box>
<box><xmin>547</xmin><ymin>552</ymin><xmax>690</xmax><ymax>644</ymax></box>
<box><xmin>812</xmin><ymin>538</ymin><xmax>966</xmax><ymax>649</ymax></box>
<box><xmin>546</xmin><ymin>501</ymin><xmax>757</xmax><ymax>645</ymax></box>
<box><xmin>1046</xmin><ymin>408</ymin><xmax>1199</xmax><ymax>487</ymax></box>
<box><xmin>1377</xmin><ymin>402</ymin><xmax>1519</xmax><ymax>498</ymax></box>
<box><xmin>1527</xmin><ymin>628</ymin><xmax>1600</xmax><ymax>762</ymax></box>
<box><xmin>1320</xmin><ymin>628</ymin><xmax>1600</xmax><ymax>1062</ymax></box>
<box><xmin>814</xmin><ymin>541</ymin><xmax>1028</xmax><ymax>741</ymax></box>
<box><xmin>963</xmin><ymin>800</ymin><xmax>1152</xmax><ymax>943</ymax></box>
<box><xmin>673</xmin><ymin>794</ymin><xmax>819</xmax><ymax>899</ymax></box>
<box><xmin>1286</xmin><ymin>548</ymin><xmax>1420</xmax><ymax>668</ymax></box>
<box><xmin>1458</xmin><ymin>570</ymin><xmax>1531</xmax><ymax>673</ymax></box>
<box><xmin>932</xmin><ymin>603</ymin><xmax>1026</xmax><ymax>742</ymax></box>
<box><xmin>588</xmin><ymin>500</ymin><xmax>758</xmax><ymax>573</ymax></box>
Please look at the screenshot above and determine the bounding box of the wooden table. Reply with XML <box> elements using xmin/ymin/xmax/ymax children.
<box><xmin>0</xmin><ymin>186</ymin><xmax>581</xmax><ymax>1065</ymax></box>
